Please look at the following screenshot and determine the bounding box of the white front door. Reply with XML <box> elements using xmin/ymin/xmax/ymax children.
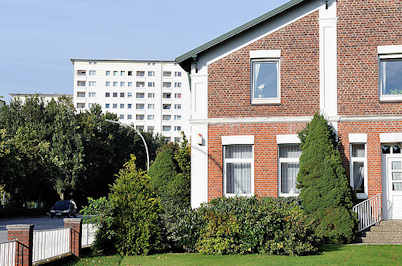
<box><xmin>387</xmin><ymin>157</ymin><xmax>402</xmax><ymax>219</ymax></box>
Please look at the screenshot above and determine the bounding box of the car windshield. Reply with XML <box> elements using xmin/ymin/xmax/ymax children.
<box><xmin>53</xmin><ymin>200</ymin><xmax>70</xmax><ymax>210</ymax></box>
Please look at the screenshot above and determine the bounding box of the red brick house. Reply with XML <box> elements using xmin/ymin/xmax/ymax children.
<box><xmin>176</xmin><ymin>0</ymin><xmax>402</xmax><ymax>224</ymax></box>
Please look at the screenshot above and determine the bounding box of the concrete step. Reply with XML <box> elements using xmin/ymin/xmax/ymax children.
<box><xmin>379</xmin><ymin>220</ymin><xmax>402</xmax><ymax>226</ymax></box>
<box><xmin>362</xmin><ymin>232</ymin><xmax>402</xmax><ymax>244</ymax></box>
<box><xmin>370</xmin><ymin>224</ymin><xmax>402</xmax><ymax>232</ymax></box>
<box><xmin>361</xmin><ymin>238</ymin><xmax>402</xmax><ymax>244</ymax></box>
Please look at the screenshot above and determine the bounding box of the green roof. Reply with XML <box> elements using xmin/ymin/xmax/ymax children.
<box><xmin>176</xmin><ymin>0</ymin><xmax>307</xmax><ymax>72</ymax></box>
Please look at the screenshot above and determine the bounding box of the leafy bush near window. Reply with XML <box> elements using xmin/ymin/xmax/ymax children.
<box><xmin>193</xmin><ymin>197</ymin><xmax>319</xmax><ymax>256</ymax></box>
<box><xmin>297</xmin><ymin>113</ymin><xmax>358</xmax><ymax>244</ymax></box>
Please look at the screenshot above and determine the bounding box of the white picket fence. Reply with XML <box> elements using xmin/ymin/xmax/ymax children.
<box><xmin>32</xmin><ymin>228</ymin><xmax>70</xmax><ymax>263</ymax></box>
<box><xmin>0</xmin><ymin>241</ymin><xmax>15</xmax><ymax>266</ymax></box>
<box><xmin>81</xmin><ymin>223</ymin><xmax>97</xmax><ymax>248</ymax></box>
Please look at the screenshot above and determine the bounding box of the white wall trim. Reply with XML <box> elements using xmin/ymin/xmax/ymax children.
<box><xmin>339</xmin><ymin>116</ymin><xmax>402</xmax><ymax>122</ymax></box>
<box><xmin>378</xmin><ymin>45</ymin><xmax>402</xmax><ymax>55</ymax></box>
<box><xmin>222</xmin><ymin>135</ymin><xmax>254</xmax><ymax>145</ymax></box>
<box><xmin>380</xmin><ymin>133</ymin><xmax>402</xmax><ymax>143</ymax></box>
<box><xmin>349</xmin><ymin>133</ymin><xmax>367</xmax><ymax>143</ymax></box>
<box><xmin>189</xmin><ymin>115</ymin><xmax>402</xmax><ymax>126</ymax></box>
<box><xmin>190</xmin><ymin>116</ymin><xmax>313</xmax><ymax>125</ymax></box>
<box><xmin>250</xmin><ymin>49</ymin><xmax>281</xmax><ymax>59</ymax></box>
<box><xmin>277</xmin><ymin>134</ymin><xmax>301</xmax><ymax>144</ymax></box>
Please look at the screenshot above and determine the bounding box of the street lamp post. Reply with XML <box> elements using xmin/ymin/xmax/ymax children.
<box><xmin>105</xmin><ymin>119</ymin><xmax>150</xmax><ymax>171</ymax></box>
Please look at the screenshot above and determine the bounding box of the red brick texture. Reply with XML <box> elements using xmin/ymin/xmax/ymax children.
<box><xmin>337</xmin><ymin>0</ymin><xmax>402</xmax><ymax>115</ymax></box>
<box><xmin>64</xmin><ymin>218</ymin><xmax>82</xmax><ymax>257</ymax></box>
<box><xmin>208</xmin><ymin>11</ymin><xmax>320</xmax><ymax>118</ymax></box>
<box><xmin>208</xmin><ymin>122</ymin><xmax>307</xmax><ymax>201</ymax></box>
<box><xmin>7</xmin><ymin>224</ymin><xmax>34</xmax><ymax>266</ymax></box>
<box><xmin>338</xmin><ymin>121</ymin><xmax>402</xmax><ymax>198</ymax></box>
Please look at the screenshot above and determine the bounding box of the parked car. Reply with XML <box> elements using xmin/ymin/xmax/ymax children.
<box><xmin>49</xmin><ymin>200</ymin><xmax>77</xmax><ymax>218</ymax></box>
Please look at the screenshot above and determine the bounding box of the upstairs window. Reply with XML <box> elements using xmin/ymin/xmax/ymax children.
<box><xmin>251</xmin><ymin>60</ymin><xmax>280</xmax><ymax>104</ymax></box>
<box><xmin>250</xmin><ymin>50</ymin><xmax>281</xmax><ymax>104</ymax></box>
<box><xmin>379</xmin><ymin>59</ymin><xmax>402</xmax><ymax>100</ymax></box>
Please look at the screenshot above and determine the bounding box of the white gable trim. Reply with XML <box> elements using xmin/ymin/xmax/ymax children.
<box><xmin>222</xmin><ymin>135</ymin><xmax>255</xmax><ymax>145</ymax></box>
<box><xmin>197</xmin><ymin>0</ymin><xmax>322</xmax><ymax>68</ymax></box>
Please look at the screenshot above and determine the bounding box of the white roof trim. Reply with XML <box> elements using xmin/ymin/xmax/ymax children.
<box><xmin>349</xmin><ymin>133</ymin><xmax>367</xmax><ymax>143</ymax></box>
<box><xmin>377</xmin><ymin>45</ymin><xmax>402</xmax><ymax>55</ymax></box>
<box><xmin>380</xmin><ymin>133</ymin><xmax>402</xmax><ymax>143</ymax></box>
<box><xmin>276</xmin><ymin>134</ymin><xmax>301</xmax><ymax>144</ymax></box>
<box><xmin>222</xmin><ymin>135</ymin><xmax>254</xmax><ymax>145</ymax></box>
<box><xmin>250</xmin><ymin>49</ymin><xmax>281</xmax><ymax>59</ymax></box>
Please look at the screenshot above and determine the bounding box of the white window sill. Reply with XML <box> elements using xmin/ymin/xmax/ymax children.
<box><xmin>380</xmin><ymin>95</ymin><xmax>402</xmax><ymax>102</ymax></box>
<box><xmin>251</xmin><ymin>98</ymin><xmax>281</xmax><ymax>105</ymax></box>
<box><xmin>279</xmin><ymin>193</ymin><xmax>299</xmax><ymax>198</ymax></box>
<box><xmin>224</xmin><ymin>193</ymin><xmax>254</xmax><ymax>198</ymax></box>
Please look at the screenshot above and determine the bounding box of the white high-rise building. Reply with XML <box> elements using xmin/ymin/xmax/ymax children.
<box><xmin>71</xmin><ymin>59</ymin><xmax>190</xmax><ymax>142</ymax></box>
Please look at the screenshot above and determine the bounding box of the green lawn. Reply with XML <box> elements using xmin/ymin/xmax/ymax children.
<box><xmin>57</xmin><ymin>245</ymin><xmax>402</xmax><ymax>266</ymax></box>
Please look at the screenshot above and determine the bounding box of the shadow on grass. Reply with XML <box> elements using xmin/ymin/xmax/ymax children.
<box><xmin>320</xmin><ymin>244</ymin><xmax>344</xmax><ymax>253</ymax></box>
<box><xmin>44</xmin><ymin>248</ymin><xmax>124</xmax><ymax>266</ymax></box>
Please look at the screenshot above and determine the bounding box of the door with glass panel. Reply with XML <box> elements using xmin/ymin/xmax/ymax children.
<box><xmin>387</xmin><ymin>157</ymin><xmax>402</xmax><ymax>219</ymax></box>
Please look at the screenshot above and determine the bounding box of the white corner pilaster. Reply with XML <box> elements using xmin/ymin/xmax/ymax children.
<box><xmin>319</xmin><ymin>0</ymin><xmax>338</xmax><ymax>127</ymax></box>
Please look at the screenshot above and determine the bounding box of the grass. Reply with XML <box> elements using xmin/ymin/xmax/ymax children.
<box><xmin>52</xmin><ymin>245</ymin><xmax>402</xmax><ymax>266</ymax></box>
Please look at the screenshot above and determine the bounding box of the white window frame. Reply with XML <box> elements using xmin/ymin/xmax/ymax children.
<box><xmin>250</xmin><ymin>50</ymin><xmax>281</xmax><ymax>105</ymax></box>
<box><xmin>378</xmin><ymin>45</ymin><xmax>402</xmax><ymax>102</ymax></box>
<box><xmin>278</xmin><ymin>144</ymin><xmax>301</xmax><ymax>198</ymax></box>
<box><xmin>350</xmin><ymin>143</ymin><xmax>368</xmax><ymax>199</ymax></box>
<box><xmin>222</xmin><ymin>136</ymin><xmax>255</xmax><ymax>197</ymax></box>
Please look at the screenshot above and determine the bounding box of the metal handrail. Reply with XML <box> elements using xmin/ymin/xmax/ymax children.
<box><xmin>352</xmin><ymin>194</ymin><xmax>382</xmax><ymax>232</ymax></box>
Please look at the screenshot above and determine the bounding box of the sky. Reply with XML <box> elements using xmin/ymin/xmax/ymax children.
<box><xmin>0</xmin><ymin>0</ymin><xmax>288</xmax><ymax>102</ymax></box>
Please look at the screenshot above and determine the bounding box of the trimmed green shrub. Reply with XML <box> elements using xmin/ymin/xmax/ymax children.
<box><xmin>109</xmin><ymin>155</ymin><xmax>163</xmax><ymax>255</ymax></box>
<box><xmin>194</xmin><ymin>197</ymin><xmax>319</xmax><ymax>256</ymax></box>
<box><xmin>297</xmin><ymin>113</ymin><xmax>357</xmax><ymax>243</ymax></box>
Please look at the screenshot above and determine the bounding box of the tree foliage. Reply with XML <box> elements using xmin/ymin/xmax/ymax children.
<box><xmin>297</xmin><ymin>114</ymin><xmax>357</xmax><ymax>243</ymax></box>
<box><xmin>0</xmin><ymin>97</ymin><xmax>164</xmax><ymax>207</ymax></box>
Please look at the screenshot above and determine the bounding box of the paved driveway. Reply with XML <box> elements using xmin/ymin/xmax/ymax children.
<box><xmin>0</xmin><ymin>216</ymin><xmax>68</xmax><ymax>242</ymax></box>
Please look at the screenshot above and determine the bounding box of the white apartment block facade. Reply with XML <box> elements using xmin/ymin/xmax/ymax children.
<box><xmin>71</xmin><ymin>59</ymin><xmax>190</xmax><ymax>142</ymax></box>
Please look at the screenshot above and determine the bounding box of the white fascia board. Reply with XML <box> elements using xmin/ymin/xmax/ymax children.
<box><xmin>276</xmin><ymin>134</ymin><xmax>301</xmax><ymax>144</ymax></box>
<box><xmin>250</xmin><ymin>50</ymin><xmax>281</xmax><ymax>59</ymax></box>
<box><xmin>380</xmin><ymin>133</ymin><xmax>402</xmax><ymax>143</ymax></box>
<box><xmin>222</xmin><ymin>135</ymin><xmax>255</xmax><ymax>145</ymax></box>
<box><xmin>378</xmin><ymin>45</ymin><xmax>402</xmax><ymax>55</ymax></box>
<box><xmin>349</xmin><ymin>133</ymin><xmax>367</xmax><ymax>143</ymax></box>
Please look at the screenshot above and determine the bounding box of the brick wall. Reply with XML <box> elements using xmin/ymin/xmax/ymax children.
<box><xmin>208</xmin><ymin>122</ymin><xmax>307</xmax><ymax>201</ymax></box>
<box><xmin>208</xmin><ymin>11</ymin><xmax>320</xmax><ymax>118</ymax></box>
<box><xmin>338</xmin><ymin>121</ymin><xmax>402</xmax><ymax>198</ymax></box>
<box><xmin>337</xmin><ymin>0</ymin><xmax>402</xmax><ymax>115</ymax></box>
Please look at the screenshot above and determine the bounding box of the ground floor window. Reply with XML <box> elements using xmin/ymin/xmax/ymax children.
<box><xmin>279</xmin><ymin>144</ymin><xmax>301</xmax><ymax>197</ymax></box>
<box><xmin>223</xmin><ymin>144</ymin><xmax>253</xmax><ymax>196</ymax></box>
<box><xmin>350</xmin><ymin>143</ymin><xmax>367</xmax><ymax>197</ymax></box>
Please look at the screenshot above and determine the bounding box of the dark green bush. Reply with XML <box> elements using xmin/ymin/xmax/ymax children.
<box><xmin>109</xmin><ymin>155</ymin><xmax>163</xmax><ymax>255</ymax></box>
<box><xmin>297</xmin><ymin>114</ymin><xmax>357</xmax><ymax>243</ymax></box>
<box><xmin>148</xmin><ymin>138</ymin><xmax>191</xmax><ymax>251</ymax></box>
<box><xmin>193</xmin><ymin>197</ymin><xmax>319</xmax><ymax>256</ymax></box>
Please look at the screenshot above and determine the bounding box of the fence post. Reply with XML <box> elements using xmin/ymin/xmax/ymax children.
<box><xmin>7</xmin><ymin>224</ymin><xmax>34</xmax><ymax>266</ymax></box>
<box><xmin>64</xmin><ymin>218</ymin><xmax>82</xmax><ymax>257</ymax></box>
